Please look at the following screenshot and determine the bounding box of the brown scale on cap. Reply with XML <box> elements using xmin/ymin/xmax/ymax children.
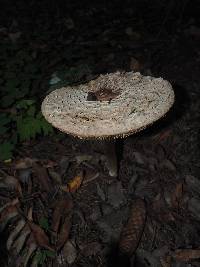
<box><xmin>87</xmin><ymin>88</ymin><xmax>120</xmax><ymax>102</ymax></box>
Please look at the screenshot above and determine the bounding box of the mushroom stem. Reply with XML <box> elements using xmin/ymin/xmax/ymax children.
<box><xmin>103</xmin><ymin>140</ymin><xmax>118</xmax><ymax>177</ymax></box>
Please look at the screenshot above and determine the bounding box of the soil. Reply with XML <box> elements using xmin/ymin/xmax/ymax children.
<box><xmin>0</xmin><ymin>0</ymin><xmax>200</xmax><ymax>266</ymax></box>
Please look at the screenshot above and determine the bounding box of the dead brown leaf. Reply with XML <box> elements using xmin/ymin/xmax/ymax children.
<box><xmin>51</xmin><ymin>197</ymin><xmax>73</xmax><ymax>250</ymax></box>
<box><xmin>0</xmin><ymin>175</ymin><xmax>22</xmax><ymax>196</ymax></box>
<box><xmin>119</xmin><ymin>198</ymin><xmax>146</xmax><ymax>256</ymax></box>
<box><xmin>0</xmin><ymin>199</ymin><xmax>19</xmax><ymax>231</ymax></box>
<box><xmin>23</xmin><ymin>241</ymin><xmax>37</xmax><ymax>267</ymax></box>
<box><xmin>81</xmin><ymin>242</ymin><xmax>102</xmax><ymax>257</ymax></box>
<box><xmin>174</xmin><ymin>249</ymin><xmax>200</xmax><ymax>262</ymax></box>
<box><xmin>52</xmin><ymin>198</ymin><xmax>73</xmax><ymax>234</ymax></box>
<box><xmin>151</xmin><ymin>194</ymin><xmax>175</xmax><ymax>222</ymax></box>
<box><xmin>171</xmin><ymin>182</ymin><xmax>184</xmax><ymax>208</ymax></box>
<box><xmin>0</xmin><ymin>198</ymin><xmax>19</xmax><ymax>223</ymax></box>
<box><xmin>67</xmin><ymin>172</ymin><xmax>84</xmax><ymax>193</ymax></box>
<box><xmin>12</xmin><ymin>224</ymin><xmax>31</xmax><ymax>254</ymax></box>
<box><xmin>28</xmin><ymin>221</ymin><xmax>53</xmax><ymax>250</ymax></box>
<box><xmin>60</xmin><ymin>171</ymin><xmax>84</xmax><ymax>193</ymax></box>
<box><xmin>60</xmin><ymin>184</ymin><xmax>69</xmax><ymax>193</ymax></box>
<box><xmin>22</xmin><ymin>235</ymin><xmax>38</xmax><ymax>267</ymax></box>
<box><xmin>7</xmin><ymin>219</ymin><xmax>26</xmax><ymax>250</ymax></box>
<box><xmin>160</xmin><ymin>255</ymin><xmax>172</xmax><ymax>267</ymax></box>
<box><xmin>61</xmin><ymin>240</ymin><xmax>77</xmax><ymax>265</ymax></box>
<box><xmin>82</xmin><ymin>169</ymin><xmax>99</xmax><ymax>185</ymax></box>
<box><xmin>160</xmin><ymin>159</ymin><xmax>176</xmax><ymax>171</ymax></box>
<box><xmin>43</xmin><ymin>159</ymin><xmax>58</xmax><ymax>168</ymax></box>
<box><xmin>48</xmin><ymin>170</ymin><xmax>62</xmax><ymax>184</ymax></box>
<box><xmin>14</xmin><ymin>158</ymin><xmax>37</xmax><ymax>169</ymax></box>
<box><xmin>32</xmin><ymin>163</ymin><xmax>52</xmax><ymax>192</ymax></box>
<box><xmin>56</xmin><ymin>216</ymin><xmax>72</xmax><ymax>250</ymax></box>
<box><xmin>152</xmin><ymin>193</ymin><xmax>165</xmax><ymax>213</ymax></box>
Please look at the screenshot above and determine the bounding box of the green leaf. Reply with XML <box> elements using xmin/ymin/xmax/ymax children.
<box><xmin>36</xmin><ymin>112</ymin><xmax>54</xmax><ymax>136</ymax></box>
<box><xmin>40</xmin><ymin>119</ymin><xmax>54</xmax><ymax>136</ymax></box>
<box><xmin>0</xmin><ymin>142</ymin><xmax>14</xmax><ymax>160</ymax></box>
<box><xmin>17</xmin><ymin>117</ymin><xmax>35</xmax><ymax>141</ymax></box>
<box><xmin>34</xmin><ymin>249</ymin><xmax>55</xmax><ymax>265</ymax></box>
<box><xmin>34</xmin><ymin>250</ymin><xmax>47</xmax><ymax>265</ymax></box>
<box><xmin>16</xmin><ymin>99</ymin><xmax>35</xmax><ymax>109</ymax></box>
<box><xmin>27</xmin><ymin>105</ymin><xmax>36</xmax><ymax>117</ymax></box>
<box><xmin>44</xmin><ymin>250</ymin><xmax>56</xmax><ymax>258</ymax></box>
<box><xmin>16</xmin><ymin>115</ymin><xmax>48</xmax><ymax>141</ymax></box>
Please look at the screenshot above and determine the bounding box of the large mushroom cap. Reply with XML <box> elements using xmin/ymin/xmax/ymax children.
<box><xmin>41</xmin><ymin>72</ymin><xmax>174</xmax><ymax>139</ymax></box>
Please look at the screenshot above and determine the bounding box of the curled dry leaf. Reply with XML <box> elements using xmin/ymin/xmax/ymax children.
<box><xmin>174</xmin><ymin>249</ymin><xmax>200</xmax><ymax>262</ymax></box>
<box><xmin>1</xmin><ymin>203</ymin><xmax>52</xmax><ymax>266</ymax></box>
<box><xmin>119</xmin><ymin>198</ymin><xmax>146</xmax><ymax>256</ymax></box>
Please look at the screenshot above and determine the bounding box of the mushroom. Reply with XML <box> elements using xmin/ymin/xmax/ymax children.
<box><xmin>41</xmin><ymin>71</ymin><xmax>174</xmax><ymax>177</ymax></box>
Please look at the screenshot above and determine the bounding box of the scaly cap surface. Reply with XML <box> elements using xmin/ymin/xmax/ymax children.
<box><xmin>41</xmin><ymin>72</ymin><xmax>174</xmax><ymax>139</ymax></box>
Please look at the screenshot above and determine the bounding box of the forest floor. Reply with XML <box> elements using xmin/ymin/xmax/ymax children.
<box><xmin>0</xmin><ymin>1</ymin><xmax>200</xmax><ymax>266</ymax></box>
